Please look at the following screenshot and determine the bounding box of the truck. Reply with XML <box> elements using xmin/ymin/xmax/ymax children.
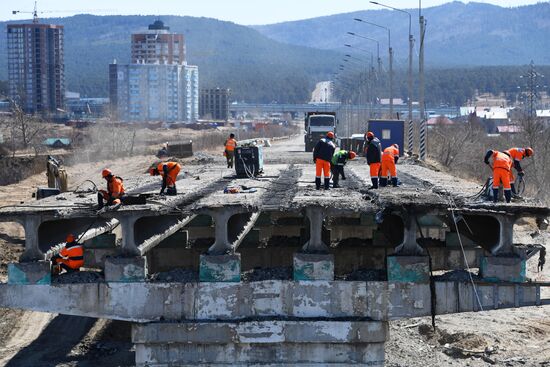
<box><xmin>304</xmin><ymin>112</ymin><xmax>337</xmax><ymax>152</ymax></box>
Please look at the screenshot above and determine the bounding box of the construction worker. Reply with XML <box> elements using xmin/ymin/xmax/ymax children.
<box><xmin>313</xmin><ymin>132</ymin><xmax>336</xmax><ymax>190</ymax></box>
<box><xmin>380</xmin><ymin>144</ymin><xmax>400</xmax><ymax>187</ymax></box>
<box><xmin>484</xmin><ymin>150</ymin><xmax>513</xmax><ymax>203</ymax></box>
<box><xmin>364</xmin><ymin>132</ymin><xmax>382</xmax><ymax>189</ymax></box>
<box><xmin>51</xmin><ymin>234</ymin><xmax>84</xmax><ymax>275</ymax></box>
<box><xmin>149</xmin><ymin>161</ymin><xmax>181</xmax><ymax>195</ymax></box>
<box><xmin>98</xmin><ymin>169</ymin><xmax>125</xmax><ymax>209</ymax></box>
<box><xmin>505</xmin><ymin>147</ymin><xmax>534</xmax><ymax>195</ymax></box>
<box><xmin>224</xmin><ymin>133</ymin><xmax>238</xmax><ymax>168</ymax></box>
<box><xmin>331</xmin><ymin>150</ymin><xmax>357</xmax><ymax>188</ymax></box>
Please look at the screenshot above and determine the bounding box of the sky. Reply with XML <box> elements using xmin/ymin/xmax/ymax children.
<box><xmin>0</xmin><ymin>0</ymin><xmax>546</xmax><ymax>25</ymax></box>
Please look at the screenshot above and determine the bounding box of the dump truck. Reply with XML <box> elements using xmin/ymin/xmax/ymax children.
<box><xmin>304</xmin><ymin>112</ymin><xmax>337</xmax><ymax>152</ymax></box>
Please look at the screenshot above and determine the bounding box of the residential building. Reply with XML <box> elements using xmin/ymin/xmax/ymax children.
<box><xmin>131</xmin><ymin>20</ymin><xmax>185</xmax><ymax>65</ymax></box>
<box><xmin>7</xmin><ymin>23</ymin><xmax>64</xmax><ymax>114</ymax></box>
<box><xmin>200</xmin><ymin>88</ymin><xmax>231</xmax><ymax>120</ymax></box>
<box><xmin>109</xmin><ymin>20</ymin><xmax>198</xmax><ymax>123</ymax></box>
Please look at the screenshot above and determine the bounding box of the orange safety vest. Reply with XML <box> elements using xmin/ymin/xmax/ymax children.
<box><xmin>107</xmin><ymin>176</ymin><xmax>125</xmax><ymax>198</ymax></box>
<box><xmin>158</xmin><ymin>162</ymin><xmax>181</xmax><ymax>187</ymax></box>
<box><xmin>225</xmin><ymin>138</ymin><xmax>237</xmax><ymax>152</ymax></box>
<box><xmin>506</xmin><ymin>148</ymin><xmax>525</xmax><ymax>162</ymax></box>
<box><xmin>492</xmin><ymin>151</ymin><xmax>512</xmax><ymax>171</ymax></box>
<box><xmin>59</xmin><ymin>241</ymin><xmax>84</xmax><ymax>269</ymax></box>
<box><xmin>382</xmin><ymin>146</ymin><xmax>399</xmax><ymax>162</ymax></box>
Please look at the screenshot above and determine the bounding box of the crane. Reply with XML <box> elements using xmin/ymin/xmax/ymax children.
<box><xmin>12</xmin><ymin>1</ymin><xmax>113</xmax><ymax>24</ymax></box>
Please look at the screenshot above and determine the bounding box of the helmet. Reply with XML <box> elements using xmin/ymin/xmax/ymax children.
<box><xmin>66</xmin><ymin>234</ymin><xmax>75</xmax><ymax>243</ymax></box>
<box><xmin>392</xmin><ymin>143</ymin><xmax>399</xmax><ymax>149</ymax></box>
<box><xmin>326</xmin><ymin>132</ymin><xmax>335</xmax><ymax>139</ymax></box>
<box><xmin>102</xmin><ymin>169</ymin><xmax>112</xmax><ymax>178</ymax></box>
<box><xmin>366</xmin><ymin>131</ymin><xmax>374</xmax><ymax>139</ymax></box>
<box><xmin>525</xmin><ymin>147</ymin><xmax>534</xmax><ymax>157</ymax></box>
<box><xmin>348</xmin><ymin>151</ymin><xmax>357</xmax><ymax>160</ymax></box>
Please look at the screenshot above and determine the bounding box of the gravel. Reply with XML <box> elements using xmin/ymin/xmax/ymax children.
<box><xmin>52</xmin><ymin>270</ymin><xmax>104</xmax><ymax>284</ymax></box>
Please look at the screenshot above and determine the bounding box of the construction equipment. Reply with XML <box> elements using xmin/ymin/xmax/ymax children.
<box><xmin>235</xmin><ymin>145</ymin><xmax>264</xmax><ymax>178</ymax></box>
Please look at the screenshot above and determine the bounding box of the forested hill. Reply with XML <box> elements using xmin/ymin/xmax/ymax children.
<box><xmin>0</xmin><ymin>15</ymin><xmax>341</xmax><ymax>102</ymax></box>
<box><xmin>254</xmin><ymin>1</ymin><xmax>550</xmax><ymax>67</ymax></box>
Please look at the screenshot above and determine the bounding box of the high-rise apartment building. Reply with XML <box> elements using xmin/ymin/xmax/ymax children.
<box><xmin>110</xmin><ymin>20</ymin><xmax>198</xmax><ymax>123</ymax></box>
<box><xmin>131</xmin><ymin>20</ymin><xmax>185</xmax><ymax>65</ymax></box>
<box><xmin>7</xmin><ymin>23</ymin><xmax>65</xmax><ymax>114</ymax></box>
<box><xmin>200</xmin><ymin>88</ymin><xmax>231</xmax><ymax>120</ymax></box>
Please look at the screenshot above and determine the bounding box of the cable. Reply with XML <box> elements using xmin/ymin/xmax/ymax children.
<box><xmin>73</xmin><ymin>180</ymin><xmax>98</xmax><ymax>193</ymax></box>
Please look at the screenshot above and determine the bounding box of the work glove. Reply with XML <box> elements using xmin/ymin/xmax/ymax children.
<box><xmin>518</xmin><ymin>171</ymin><xmax>525</xmax><ymax>177</ymax></box>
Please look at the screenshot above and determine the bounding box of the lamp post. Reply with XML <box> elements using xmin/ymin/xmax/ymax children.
<box><xmin>348</xmin><ymin>30</ymin><xmax>393</xmax><ymax>118</ymax></box>
<box><xmin>368</xmin><ymin>2</ymin><xmax>413</xmax><ymax>121</ymax></box>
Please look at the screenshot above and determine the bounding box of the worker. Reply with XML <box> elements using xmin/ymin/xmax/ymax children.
<box><xmin>331</xmin><ymin>150</ymin><xmax>357</xmax><ymax>188</ymax></box>
<box><xmin>149</xmin><ymin>161</ymin><xmax>181</xmax><ymax>195</ymax></box>
<box><xmin>98</xmin><ymin>169</ymin><xmax>125</xmax><ymax>209</ymax></box>
<box><xmin>505</xmin><ymin>147</ymin><xmax>534</xmax><ymax>195</ymax></box>
<box><xmin>313</xmin><ymin>132</ymin><xmax>336</xmax><ymax>190</ymax></box>
<box><xmin>224</xmin><ymin>133</ymin><xmax>238</xmax><ymax>168</ymax></box>
<box><xmin>484</xmin><ymin>150</ymin><xmax>513</xmax><ymax>203</ymax></box>
<box><xmin>380</xmin><ymin>144</ymin><xmax>400</xmax><ymax>187</ymax></box>
<box><xmin>51</xmin><ymin>234</ymin><xmax>84</xmax><ymax>275</ymax></box>
<box><xmin>364</xmin><ymin>132</ymin><xmax>382</xmax><ymax>189</ymax></box>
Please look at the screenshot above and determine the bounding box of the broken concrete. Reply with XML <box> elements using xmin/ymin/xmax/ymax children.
<box><xmin>199</xmin><ymin>253</ymin><xmax>241</xmax><ymax>282</ymax></box>
<box><xmin>480</xmin><ymin>255</ymin><xmax>526</xmax><ymax>283</ymax></box>
<box><xmin>8</xmin><ymin>261</ymin><xmax>51</xmax><ymax>285</ymax></box>
<box><xmin>293</xmin><ymin>253</ymin><xmax>335</xmax><ymax>281</ymax></box>
<box><xmin>104</xmin><ymin>256</ymin><xmax>146</xmax><ymax>282</ymax></box>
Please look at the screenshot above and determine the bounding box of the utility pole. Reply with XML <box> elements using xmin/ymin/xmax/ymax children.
<box><xmin>389</xmin><ymin>46</ymin><xmax>394</xmax><ymax>118</ymax></box>
<box><xmin>418</xmin><ymin>1</ymin><xmax>427</xmax><ymax>161</ymax></box>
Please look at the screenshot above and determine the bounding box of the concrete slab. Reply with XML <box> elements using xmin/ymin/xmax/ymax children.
<box><xmin>8</xmin><ymin>261</ymin><xmax>51</xmax><ymax>285</ymax></box>
<box><xmin>199</xmin><ymin>254</ymin><xmax>241</xmax><ymax>282</ymax></box>
<box><xmin>480</xmin><ymin>256</ymin><xmax>526</xmax><ymax>282</ymax></box>
<box><xmin>104</xmin><ymin>256</ymin><xmax>146</xmax><ymax>282</ymax></box>
<box><xmin>387</xmin><ymin>256</ymin><xmax>430</xmax><ymax>283</ymax></box>
<box><xmin>293</xmin><ymin>253</ymin><xmax>334</xmax><ymax>281</ymax></box>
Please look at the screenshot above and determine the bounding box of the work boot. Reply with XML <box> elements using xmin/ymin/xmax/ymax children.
<box><xmin>324</xmin><ymin>178</ymin><xmax>330</xmax><ymax>190</ymax></box>
<box><xmin>493</xmin><ymin>188</ymin><xmax>499</xmax><ymax>203</ymax></box>
<box><xmin>371</xmin><ymin>178</ymin><xmax>379</xmax><ymax>189</ymax></box>
<box><xmin>315</xmin><ymin>177</ymin><xmax>321</xmax><ymax>190</ymax></box>
<box><xmin>332</xmin><ymin>176</ymin><xmax>339</xmax><ymax>188</ymax></box>
<box><xmin>380</xmin><ymin>178</ymin><xmax>388</xmax><ymax>187</ymax></box>
<box><xmin>504</xmin><ymin>190</ymin><xmax>512</xmax><ymax>203</ymax></box>
<box><xmin>341</xmin><ymin>173</ymin><xmax>346</xmax><ymax>180</ymax></box>
<box><xmin>391</xmin><ymin>177</ymin><xmax>398</xmax><ymax>187</ymax></box>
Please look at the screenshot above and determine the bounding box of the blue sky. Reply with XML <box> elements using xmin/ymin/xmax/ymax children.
<box><xmin>0</xmin><ymin>0</ymin><xmax>545</xmax><ymax>24</ymax></box>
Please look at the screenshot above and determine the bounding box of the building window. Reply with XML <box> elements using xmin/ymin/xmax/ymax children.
<box><xmin>382</xmin><ymin>129</ymin><xmax>391</xmax><ymax>139</ymax></box>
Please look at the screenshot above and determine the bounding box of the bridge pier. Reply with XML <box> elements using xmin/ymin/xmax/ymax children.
<box><xmin>18</xmin><ymin>215</ymin><xmax>44</xmax><ymax>262</ymax></box>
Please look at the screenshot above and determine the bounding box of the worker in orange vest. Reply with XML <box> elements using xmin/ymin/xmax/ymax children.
<box><xmin>380</xmin><ymin>144</ymin><xmax>400</xmax><ymax>187</ymax></box>
<box><xmin>484</xmin><ymin>150</ymin><xmax>513</xmax><ymax>203</ymax></box>
<box><xmin>224</xmin><ymin>133</ymin><xmax>238</xmax><ymax>168</ymax></box>
<box><xmin>364</xmin><ymin>131</ymin><xmax>382</xmax><ymax>189</ymax></box>
<box><xmin>149</xmin><ymin>161</ymin><xmax>181</xmax><ymax>195</ymax></box>
<box><xmin>505</xmin><ymin>147</ymin><xmax>533</xmax><ymax>195</ymax></box>
<box><xmin>313</xmin><ymin>132</ymin><xmax>336</xmax><ymax>190</ymax></box>
<box><xmin>98</xmin><ymin>169</ymin><xmax>125</xmax><ymax>209</ymax></box>
<box><xmin>51</xmin><ymin>234</ymin><xmax>84</xmax><ymax>275</ymax></box>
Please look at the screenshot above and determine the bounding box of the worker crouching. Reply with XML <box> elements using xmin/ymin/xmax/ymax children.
<box><xmin>313</xmin><ymin>132</ymin><xmax>336</xmax><ymax>190</ymax></box>
<box><xmin>98</xmin><ymin>169</ymin><xmax>126</xmax><ymax>209</ymax></box>
<box><xmin>331</xmin><ymin>150</ymin><xmax>356</xmax><ymax>188</ymax></box>
<box><xmin>150</xmin><ymin>161</ymin><xmax>181</xmax><ymax>195</ymax></box>
<box><xmin>380</xmin><ymin>144</ymin><xmax>400</xmax><ymax>187</ymax></box>
<box><xmin>484</xmin><ymin>150</ymin><xmax>513</xmax><ymax>203</ymax></box>
<box><xmin>51</xmin><ymin>234</ymin><xmax>84</xmax><ymax>275</ymax></box>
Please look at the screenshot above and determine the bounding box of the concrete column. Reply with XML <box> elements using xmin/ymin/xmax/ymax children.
<box><xmin>302</xmin><ymin>207</ymin><xmax>328</xmax><ymax>253</ymax></box>
<box><xmin>120</xmin><ymin>215</ymin><xmax>141</xmax><ymax>256</ymax></box>
<box><xmin>207</xmin><ymin>209</ymin><xmax>233</xmax><ymax>255</ymax></box>
<box><xmin>395</xmin><ymin>213</ymin><xmax>424</xmax><ymax>255</ymax></box>
<box><xmin>491</xmin><ymin>214</ymin><xmax>516</xmax><ymax>255</ymax></box>
<box><xmin>19</xmin><ymin>215</ymin><xmax>45</xmax><ymax>262</ymax></box>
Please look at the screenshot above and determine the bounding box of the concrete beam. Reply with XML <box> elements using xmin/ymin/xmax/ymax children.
<box><xmin>231</xmin><ymin>212</ymin><xmax>261</xmax><ymax>250</ymax></box>
<box><xmin>395</xmin><ymin>213</ymin><xmax>424</xmax><ymax>255</ymax></box>
<box><xmin>491</xmin><ymin>214</ymin><xmax>516</xmax><ymax>255</ymax></box>
<box><xmin>302</xmin><ymin>207</ymin><xmax>328</xmax><ymax>253</ymax></box>
<box><xmin>119</xmin><ymin>215</ymin><xmax>141</xmax><ymax>256</ymax></box>
<box><xmin>138</xmin><ymin>215</ymin><xmax>196</xmax><ymax>256</ymax></box>
<box><xmin>0</xmin><ymin>281</ymin><xmax>548</xmax><ymax>322</ymax></box>
<box><xmin>18</xmin><ymin>215</ymin><xmax>44</xmax><ymax>262</ymax></box>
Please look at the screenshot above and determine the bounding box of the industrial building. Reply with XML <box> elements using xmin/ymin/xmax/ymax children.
<box><xmin>7</xmin><ymin>23</ymin><xmax>65</xmax><ymax>114</ymax></box>
<box><xmin>109</xmin><ymin>20</ymin><xmax>199</xmax><ymax>123</ymax></box>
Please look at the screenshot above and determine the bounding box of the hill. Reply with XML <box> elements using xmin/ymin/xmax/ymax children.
<box><xmin>0</xmin><ymin>15</ymin><xmax>341</xmax><ymax>102</ymax></box>
<box><xmin>254</xmin><ymin>1</ymin><xmax>550</xmax><ymax>67</ymax></box>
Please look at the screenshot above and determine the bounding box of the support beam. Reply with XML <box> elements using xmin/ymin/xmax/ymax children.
<box><xmin>119</xmin><ymin>215</ymin><xmax>141</xmax><ymax>256</ymax></box>
<box><xmin>395</xmin><ymin>213</ymin><xmax>424</xmax><ymax>255</ymax></box>
<box><xmin>231</xmin><ymin>212</ymin><xmax>261</xmax><ymax>250</ymax></box>
<box><xmin>206</xmin><ymin>209</ymin><xmax>234</xmax><ymax>255</ymax></box>
<box><xmin>302</xmin><ymin>207</ymin><xmax>328</xmax><ymax>253</ymax></box>
<box><xmin>19</xmin><ymin>215</ymin><xmax>44</xmax><ymax>262</ymax></box>
<box><xmin>491</xmin><ymin>214</ymin><xmax>516</xmax><ymax>255</ymax></box>
<box><xmin>138</xmin><ymin>215</ymin><xmax>196</xmax><ymax>256</ymax></box>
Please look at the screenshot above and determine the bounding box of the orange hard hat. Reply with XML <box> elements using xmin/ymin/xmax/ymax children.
<box><xmin>525</xmin><ymin>147</ymin><xmax>534</xmax><ymax>157</ymax></box>
<box><xmin>102</xmin><ymin>169</ymin><xmax>112</xmax><ymax>178</ymax></box>
<box><xmin>66</xmin><ymin>234</ymin><xmax>75</xmax><ymax>243</ymax></box>
<box><xmin>367</xmin><ymin>131</ymin><xmax>374</xmax><ymax>139</ymax></box>
<box><xmin>326</xmin><ymin>132</ymin><xmax>335</xmax><ymax>139</ymax></box>
<box><xmin>348</xmin><ymin>151</ymin><xmax>357</xmax><ymax>160</ymax></box>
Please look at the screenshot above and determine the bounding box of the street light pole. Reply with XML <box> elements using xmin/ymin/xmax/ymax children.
<box><xmin>368</xmin><ymin>2</ymin><xmax>413</xmax><ymax>121</ymax></box>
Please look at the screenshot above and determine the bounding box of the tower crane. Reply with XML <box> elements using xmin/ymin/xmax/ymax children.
<box><xmin>12</xmin><ymin>1</ymin><xmax>113</xmax><ymax>24</ymax></box>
